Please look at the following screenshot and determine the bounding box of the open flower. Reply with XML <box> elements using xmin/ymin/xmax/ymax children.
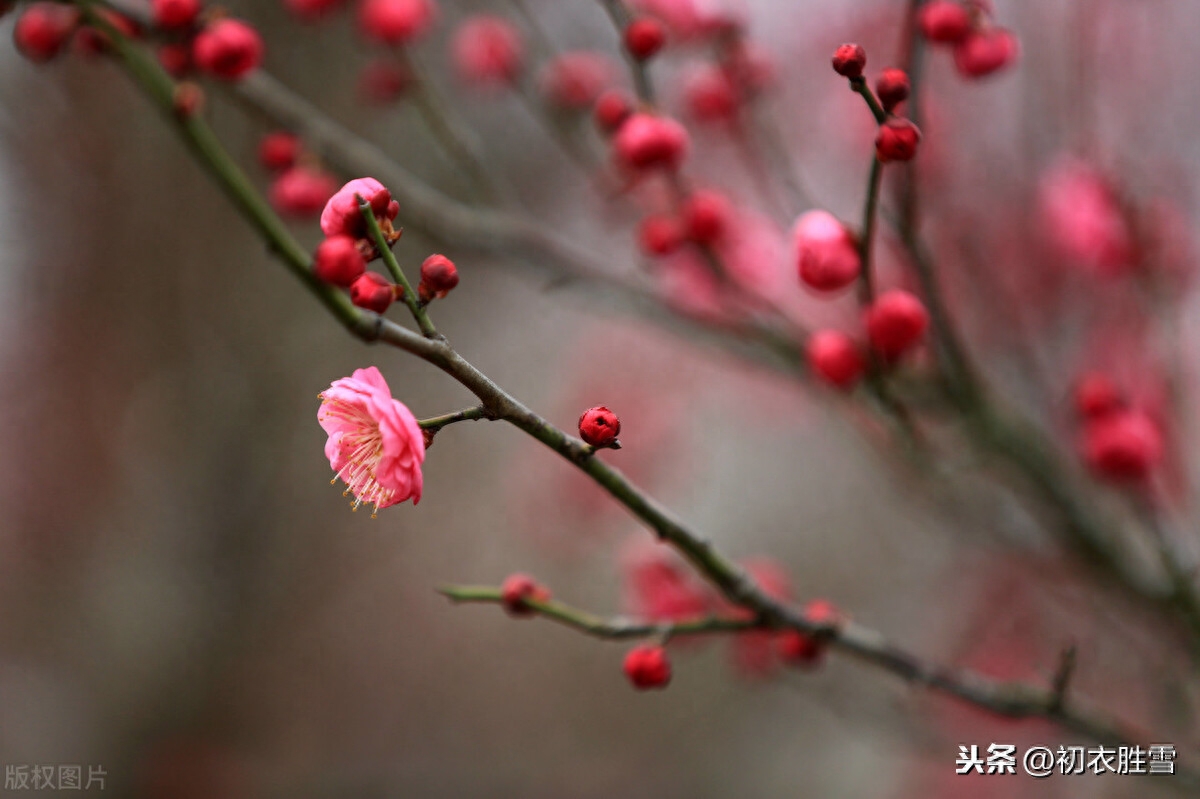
<box><xmin>318</xmin><ymin>366</ymin><xmax>424</xmax><ymax>512</ymax></box>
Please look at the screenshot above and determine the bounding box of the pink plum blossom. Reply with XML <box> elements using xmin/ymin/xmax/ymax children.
<box><xmin>318</xmin><ymin>366</ymin><xmax>425</xmax><ymax>511</ymax></box>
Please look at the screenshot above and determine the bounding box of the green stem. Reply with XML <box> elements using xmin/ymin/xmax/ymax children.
<box><xmin>418</xmin><ymin>405</ymin><xmax>488</xmax><ymax>431</ymax></box>
<box><xmin>597</xmin><ymin>0</ymin><xmax>656</xmax><ymax>105</ymax></box>
<box><xmin>850</xmin><ymin>77</ymin><xmax>887</xmax><ymax>124</ymax></box>
<box><xmin>440</xmin><ymin>586</ymin><xmax>758</xmax><ymax>639</ymax></box>
<box><xmin>357</xmin><ymin>198</ymin><xmax>438</xmax><ymax>338</ymax></box>
<box><xmin>857</xmin><ymin>157</ymin><xmax>884</xmax><ymax>305</ymax></box>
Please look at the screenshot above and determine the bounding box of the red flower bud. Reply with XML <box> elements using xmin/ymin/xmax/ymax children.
<box><xmin>623</xmin><ymin>645</ymin><xmax>672</xmax><ymax>690</ymax></box>
<box><xmin>259</xmin><ymin>132</ymin><xmax>301</xmax><ymax>173</ymax></box>
<box><xmin>73</xmin><ymin>8</ymin><xmax>140</xmax><ymax>58</ymax></box>
<box><xmin>579</xmin><ymin>405</ymin><xmax>621</xmax><ymax>448</ymax></box>
<box><xmin>831</xmin><ymin>43</ymin><xmax>866</xmax><ymax>78</ymax></box>
<box><xmin>358</xmin><ymin>59</ymin><xmax>412</xmax><ymax>105</ymax></box>
<box><xmin>683</xmin><ymin>63</ymin><xmax>740</xmax><ymax>122</ymax></box>
<box><xmin>624</xmin><ymin>17</ymin><xmax>666</xmax><ymax>61</ymax></box>
<box><xmin>682</xmin><ymin>189</ymin><xmax>731</xmax><ymax>245</ymax></box>
<box><xmin>172</xmin><ymin>82</ymin><xmax>204</xmax><ymax>118</ymax></box>
<box><xmin>778</xmin><ymin>599</ymin><xmax>842</xmax><ymax>667</ymax></box>
<box><xmin>1083</xmin><ymin>409</ymin><xmax>1163</xmax><ymax>483</ymax></box>
<box><xmin>806</xmin><ymin>330</ymin><xmax>865</xmax><ymax>390</ymax></box>
<box><xmin>452</xmin><ymin>15</ymin><xmax>523</xmax><ymax>86</ymax></box>
<box><xmin>865</xmin><ymin>289</ymin><xmax>929</xmax><ymax>359</ymax></box>
<box><xmin>314</xmin><ymin>235</ymin><xmax>368</xmax><ymax>287</ymax></box>
<box><xmin>284</xmin><ymin>0</ymin><xmax>348</xmax><ymax>21</ymax></box>
<box><xmin>593</xmin><ymin>89</ymin><xmax>634</xmax><ymax>134</ymax></box>
<box><xmin>151</xmin><ymin>0</ymin><xmax>201</xmax><ymax>30</ymax></box>
<box><xmin>358</xmin><ymin>0</ymin><xmax>437</xmax><ymax>45</ymax></box>
<box><xmin>540</xmin><ymin>51</ymin><xmax>614</xmax><ymax>110</ymax></box>
<box><xmin>875</xmin><ymin>117</ymin><xmax>921</xmax><ymax>162</ymax></box>
<box><xmin>158</xmin><ymin>43</ymin><xmax>192</xmax><ymax>77</ymax></box>
<box><xmin>500</xmin><ymin>573</ymin><xmax>551</xmax><ymax>616</ymax></box>
<box><xmin>349</xmin><ymin>271</ymin><xmax>397</xmax><ymax>313</ymax></box>
<box><xmin>1074</xmin><ymin>373</ymin><xmax>1123</xmax><ymax>420</ymax></box>
<box><xmin>637</xmin><ymin>214</ymin><xmax>685</xmax><ymax>256</ymax></box>
<box><xmin>13</xmin><ymin>3</ymin><xmax>79</xmax><ymax>63</ymax></box>
<box><xmin>612</xmin><ymin>112</ymin><xmax>690</xmax><ymax>172</ymax></box>
<box><xmin>792</xmin><ymin>210</ymin><xmax>860</xmax><ymax>293</ymax></box>
<box><xmin>419</xmin><ymin>254</ymin><xmax>459</xmax><ymax>301</ymax></box>
<box><xmin>271</xmin><ymin>166</ymin><xmax>337</xmax><ymax>218</ymax></box>
<box><xmin>192</xmin><ymin>18</ymin><xmax>263</xmax><ymax>81</ymax></box>
<box><xmin>953</xmin><ymin>27</ymin><xmax>1019</xmax><ymax>78</ymax></box>
<box><xmin>875</xmin><ymin>67</ymin><xmax>910</xmax><ymax>112</ymax></box>
<box><xmin>918</xmin><ymin>0</ymin><xmax>971</xmax><ymax>44</ymax></box>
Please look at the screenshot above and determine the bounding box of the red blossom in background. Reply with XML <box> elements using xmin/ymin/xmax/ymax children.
<box><xmin>192</xmin><ymin>18</ymin><xmax>263</xmax><ymax>81</ymax></box>
<box><xmin>452</xmin><ymin>15</ymin><xmax>524</xmax><ymax>87</ymax></box>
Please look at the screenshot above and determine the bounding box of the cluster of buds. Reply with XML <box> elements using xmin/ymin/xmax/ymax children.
<box><xmin>143</xmin><ymin>1</ymin><xmax>264</xmax><ymax>84</ymax></box>
<box><xmin>279</xmin><ymin>0</ymin><xmax>434</xmax><ymax>99</ymax></box>
<box><xmin>918</xmin><ymin>0</ymin><xmax>1019</xmax><ymax>78</ymax></box>
<box><xmin>6</xmin><ymin>1</ymin><xmax>252</xmax><ymax>119</ymax></box>
<box><xmin>310</xmin><ymin>178</ymin><xmax>459</xmax><ymax>314</ymax></box>
<box><xmin>1073</xmin><ymin>374</ymin><xmax>1164</xmax><ymax>484</ymax></box>
<box><xmin>311</xmin><ymin>178</ymin><xmax>402</xmax><ymax>312</ymax></box>
<box><xmin>791</xmin><ymin>212</ymin><xmax>930</xmax><ymax>390</ymax></box>
<box><xmin>12</xmin><ymin>3</ymin><xmax>148</xmax><ymax>63</ymax></box>
<box><xmin>681</xmin><ymin>39</ymin><xmax>775</xmax><ymax>124</ymax></box>
<box><xmin>260</xmin><ymin>131</ymin><xmax>339</xmax><ymax>219</ymax></box>
<box><xmin>787</xmin><ymin>44</ymin><xmax>935</xmax><ymax>392</ymax></box>
<box><xmin>832</xmin><ymin>45</ymin><xmax>922</xmax><ymax>163</ymax></box>
<box><xmin>635</xmin><ymin>188</ymin><xmax>734</xmax><ymax>259</ymax></box>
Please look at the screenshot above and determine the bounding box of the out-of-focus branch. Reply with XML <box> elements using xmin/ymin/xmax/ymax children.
<box><xmin>229</xmin><ymin>71</ymin><xmax>805</xmax><ymax>372</ymax></box>
<box><xmin>442</xmin><ymin>587</ymin><xmax>1200</xmax><ymax>790</ymax></box>
<box><xmin>888</xmin><ymin>8</ymin><xmax>1200</xmax><ymax>646</ymax></box>
<box><xmin>596</xmin><ymin>0</ymin><xmax>655</xmax><ymax>104</ymax></box>
<box><xmin>392</xmin><ymin>46</ymin><xmax>506</xmax><ymax>205</ymax></box>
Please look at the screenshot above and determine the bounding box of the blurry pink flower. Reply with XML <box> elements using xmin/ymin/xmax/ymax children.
<box><xmin>728</xmin><ymin>557</ymin><xmax>791</xmax><ymax>678</ymax></box>
<box><xmin>953</xmin><ymin>27</ymin><xmax>1018</xmax><ymax>78</ymax></box>
<box><xmin>318</xmin><ymin>366</ymin><xmax>425</xmax><ymax>511</ymax></box>
<box><xmin>631</xmin><ymin>0</ymin><xmax>743</xmax><ymax>40</ymax></box>
<box><xmin>1038</xmin><ymin>159</ymin><xmax>1133</xmax><ymax>276</ymax></box>
<box><xmin>682</xmin><ymin>62</ymin><xmax>740</xmax><ymax>122</ymax></box>
<box><xmin>270</xmin><ymin>166</ymin><xmax>338</xmax><ymax>218</ymax></box>
<box><xmin>539</xmin><ymin>51</ymin><xmax>615</xmax><ymax>110</ymax></box>
<box><xmin>621</xmin><ymin>539</ymin><xmax>716</xmax><ymax>622</ymax></box>
<box><xmin>452</xmin><ymin>15</ymin><xmax>524</xmax><ymax>87</ymax></box>
<box><xmin>358</xmin><ymin>58</ymin><xmax>412</xmax><ymax>104</ymax></box>
<box><xmin>656</xmin><ymin>251</ymin><xmax>724</xmax><ymax>318</ymax></box>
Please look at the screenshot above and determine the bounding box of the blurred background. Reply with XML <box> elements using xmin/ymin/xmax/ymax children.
<box><xmin>2</xmin><ymin>0</ymin><xmax>1199</xmax><ymax>796</ymax></box>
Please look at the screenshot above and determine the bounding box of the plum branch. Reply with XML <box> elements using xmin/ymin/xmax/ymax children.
<box><xmin>73</xmin><ymin>8</ymin><xmax>1200</xmax><ymax>780</ymax></box>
